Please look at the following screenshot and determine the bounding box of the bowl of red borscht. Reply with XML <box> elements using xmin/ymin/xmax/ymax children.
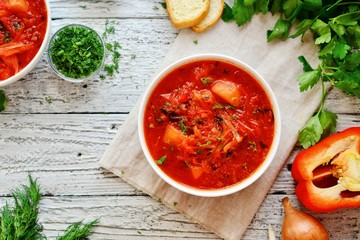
<box><xmin>138</xmin><ymin>54</ymin><xmax>281</xmax><ymax>197</ymax></box>
<box><xmin>0</xmin><ymin>0</ymin><xmax>51</xmax><ymax>87</ymax></box>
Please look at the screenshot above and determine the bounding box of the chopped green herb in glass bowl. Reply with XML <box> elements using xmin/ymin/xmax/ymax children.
<box><xmin>48</xmin><ymin>24</ymin><xmax>105</xmax><ymax>82</ymax></box>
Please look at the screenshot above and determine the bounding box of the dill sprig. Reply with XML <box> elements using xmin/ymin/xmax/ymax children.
<box><xmin>56</xmin><ymin>219</ymin><xmax>99</xmax><ymax>240</ymax></box>
<box><xmin>0</xmin><ymin>175</ymin><xmax>99</xmax><ymax>240</ymax></box>
<box><xmin>0</xmin><ymin>175</ymin><xmax>45</xmax><ymax>240</ymax></box>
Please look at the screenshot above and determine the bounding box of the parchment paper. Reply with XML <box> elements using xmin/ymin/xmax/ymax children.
<box><xmin>99</xmin><ymin>14</ymin><xmax>320</xmax><ymax>240</ymax></box>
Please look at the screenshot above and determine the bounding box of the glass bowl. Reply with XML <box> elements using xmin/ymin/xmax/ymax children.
<box><xmin>47</xmin><ymin>24</ymin><xmax>105</xmax><ymax>83</ymax></box>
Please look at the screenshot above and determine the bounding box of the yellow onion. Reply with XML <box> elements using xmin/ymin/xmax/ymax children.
<box><xmin>282</xmin><ymin>197</ymin><xmax>330</xmax><ymax>240</ymax></box>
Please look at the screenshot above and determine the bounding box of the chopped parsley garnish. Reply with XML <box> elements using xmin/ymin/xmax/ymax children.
<box><xmin>201</xmin><ymin>77</ymin><xmax>213</xmax><ymax>85</ymax></box>
<box><xmin>49</xmin><ymin>25</ymin><xmax>105</xmax><ymax>80</ymax></box>
<box><xmin>45</xmin><ymin>96</ymin><xmax>53</xmax><ymax>104</ymax></box>
<box><xmin>248</xmin><ymin>141</ymin><xmax>257</xmax><ymax>152</ymax></box>
<box><xmin>101</xmin><ymin>20</ymin><xmax>122</xmax><ymax>78</ymax></box>
<box><xmin>212</xmin><ymin>103</ymin><xmax>224</xmax><ymax>109</ymax></box>
<box><xmin>197</xmin><ymin>140</ymin><xmax>212</xmax><ymax>147</ymax></box>
<box><xmin>156</xmin><ymin>156</ymin><xmax>167</xmax><ymax>165</ymax></box>
<box><xmin>193</xmin><ymin>39</ymin><xmax>198</xmax><ymax>44</ymax></box>
<box><xmin>178</xmin><ymin>118</ymin><xmax>187</xmax><ymax>134</ymax></box>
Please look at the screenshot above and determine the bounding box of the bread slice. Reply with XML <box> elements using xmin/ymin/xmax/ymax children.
<box><xmin>191</xmin><ymin>0</ymin><xmax>224</xmax><ymax>33</ymax></box>
<box><xmin>166</xmin><ymin>0</ymin><xmax>210</xmax><ymax>28</ymax></box>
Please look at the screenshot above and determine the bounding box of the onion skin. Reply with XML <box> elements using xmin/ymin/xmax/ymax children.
<box><xmin>282</xmin><ymin>197</ymin><xmax>330</xmax><ymax>240</ymax></box>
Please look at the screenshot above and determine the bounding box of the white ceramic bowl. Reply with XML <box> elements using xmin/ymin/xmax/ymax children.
<box><xmin>0</xmin><ymin>0</ymin><xmax>51</xmax><ymax>88</ymax></box>
<box><xmin>138</xmin><ymin>53</ymin><xmax>281</xmax><ymax>197</ymax></box>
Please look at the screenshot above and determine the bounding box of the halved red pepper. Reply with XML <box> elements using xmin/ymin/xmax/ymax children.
<box><xmin>292</xmin><ymin>127</ymin><xmax>360</xmax><ymax>213</ymax></box>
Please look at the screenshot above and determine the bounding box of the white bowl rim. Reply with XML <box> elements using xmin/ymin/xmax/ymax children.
<box><xmin>0</xmin><ymin>0</ymin><xmax>51</xmax><ymax>88</ymax></box>
<box><xmin>138</xmin><ymin>53</ymin><xmax>281</xmax><ymax>197</ymax></box>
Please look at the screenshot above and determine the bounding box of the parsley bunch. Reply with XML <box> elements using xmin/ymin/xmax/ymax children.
<box><xmin>0</xmin><ymin>175</ymin><xmax>99</xmax><ymax>240</ymax></box>
<box><xmin>223</xmin><ymin>0</ymin><xmax>360</xmax><ymax>148</ymax></box>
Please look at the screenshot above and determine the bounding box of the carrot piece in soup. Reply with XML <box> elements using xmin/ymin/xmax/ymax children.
<box><xmin>163</xmin><ymin>124</ymin><xmax>187</xmax><ymax>146</ymax></box>
<box><xmin>0</xmin><ymin>60</ymin><xmax>13</xmax><ymax>80</ymax></box>
<box><xmin>190</xmin><ymin>166</ymin><xmax>204</xmax><ymax>179</ymax></box>
<box><xmin>1</xmin><ymin>55</ymin><xmax>19</xmax><ymax>74</ymax></box>
<box><xmin>211</xmin><ymin>80</ymin><xmax>241</xmax><ymax>107</ymax></box>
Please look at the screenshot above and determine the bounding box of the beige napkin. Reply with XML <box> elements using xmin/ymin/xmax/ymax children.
<box><xmin>99</xmin><ymin>13</ymin><xmax>321</xmax><ymax>240</ymax></box>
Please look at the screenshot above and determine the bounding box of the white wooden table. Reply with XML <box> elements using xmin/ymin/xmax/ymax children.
<box><xmin>0</xmin><ymin>0</ymin><xmax>359</xmax><ymax>239</ymax></box>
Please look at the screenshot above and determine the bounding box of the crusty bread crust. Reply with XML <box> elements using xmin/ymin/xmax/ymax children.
<box><xmin>166</xmin><ymin>0</ymin><xmax>210</xmax><ymax>29</ymax></box>
<box><xmin>191</xmin><ymin>0</ymin><xmax>224</xmax><ymax>33</ymax></box>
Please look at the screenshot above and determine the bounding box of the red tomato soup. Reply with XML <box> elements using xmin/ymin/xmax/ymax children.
<box><xmin>0</xmin><ymin>0</ymin><xmax>48</xmax><ymax>80</ymax></box>
<box><xmin>144</xmin><ymin>60</ymin><xmax>275</xmax><ymax>189</ymax></box>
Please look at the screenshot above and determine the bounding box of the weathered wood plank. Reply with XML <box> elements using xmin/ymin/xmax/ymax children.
<box><xmin>48</xmin><ymin>0</ymin><xmax>169</xmax><ymax>19</ymax></box>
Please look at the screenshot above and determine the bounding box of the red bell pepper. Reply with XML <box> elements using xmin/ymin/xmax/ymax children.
<box><xmin>292</xmin><ymin>127</ymin><xmax>360</xmax><ymax>213</ymax></box>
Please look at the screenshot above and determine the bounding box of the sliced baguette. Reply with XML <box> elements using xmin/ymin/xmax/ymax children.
<box><xmin>166</xmin><ymin>0</ymin><xmax>210</xmax><ymax>29</ymax></box>
<box><xmin>191</xmin><ymin>0</ymin><xmax>224</xmax><ymax>33</ymax></box>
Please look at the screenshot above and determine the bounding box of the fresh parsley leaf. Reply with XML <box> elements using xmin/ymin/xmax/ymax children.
<box><xmin>343</xmin><ymin>50</ymin><xmax>360</xmax><ymax>71</ymax></box>
<box><xmin>232</xmin><ymin>0</ymin><xmax>255</xmax><ymax>26</ymax></box>
<box><xmin>333</xmin><ymin>40</ymin><xmax>351</xmax><ymax>60</ymax></box>
<box><xmin>311</xmin><ymin>19</ymin><xmax>332</xmax><ymax>45</ymax></box>
<box><xmin>244</xmin><ymin>0</ymin><xmax>256</xmax><ymax>6</ymax></box>
<box><xmin>331</xmin><ymin>12</ymin><xmax>359</xmax><ymax>26</ymax></box>
<box><xmin>267</xmin><ymin>17</ymin><xmax>292</xmax><ymax>41</ymax></box>
<box><xmin>298</xmin><ymin>56</ymin><xmax>314</xmax><ymax>72</ymax></box>
<box><xmin>283</xmin><ymin>0</ymin><xmax>302</xmax><ymax>19</ymax></box>
<box><xmin>329</xmin><ymin>22</ymin><xmax>346</xmax><ymax>37</ymax></box>
<box><xmin>318</xmin><ymin>38</ymin><xmax>337</xmax><ymax>57</ymax></box>
<box><xmin>156</xmin><ymin>156</ymin><xmax>167</xmax><ymax>165</ymax></box>
<box><xmin>298</xmin><ymin>113</ymin><xmax>323</xmax><ymax>149</ymax></box>
<box><xmin>255</xmin><ymin>0</ymin><xmax>269</xmax><ymax>14</ymax></box>
<box><xmin>297</xmin><ymin>69</ymin><xmax>321</xmax><ymax>92</ymax></box>
<box><xmin>303</xmin><ymin>0</ymin><xmax>322</xmax><ymax>11</ymax></box>
<box><xmin>319</xmin><ymin>109</ymin><xmax>337</xmax><ymax>138</ymax></box>
<box><xmin>270</xmin><ymin>0</ymin><xmax>282</xmax><ymax>14</ymax></box>
<box><xmin>0</xmin><ymin>90</ymin><xmax>7</xmax><ymax>112</ymax></box>
<box><xmin>222</xmin><ymin>3</ymin><xmax>234</xmax><ymax>22</ymax></box>
<box><xmin>290</xmin><ymin>19</ymin><xmax>313</xmax><ymax>39</ymax></box>
<box><xmin>333</xmin><ymin>69</ymin><xmax>360</xmax><ymax>98</ymax></box>
<box><xmin>345</xmin><ymin>25</ymin><xmax>360</xmax><ymax>48</ymax></box>
<box><xmin>160</xmin><ymin>2</ymin><xmax>166</xmax><ymax>9</ymax></box>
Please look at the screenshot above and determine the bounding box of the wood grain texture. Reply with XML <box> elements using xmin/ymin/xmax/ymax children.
<box><xmin>0</xmin><ymin>0</ymin><xmax>359</xmax><ymax>239</ymax></box>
